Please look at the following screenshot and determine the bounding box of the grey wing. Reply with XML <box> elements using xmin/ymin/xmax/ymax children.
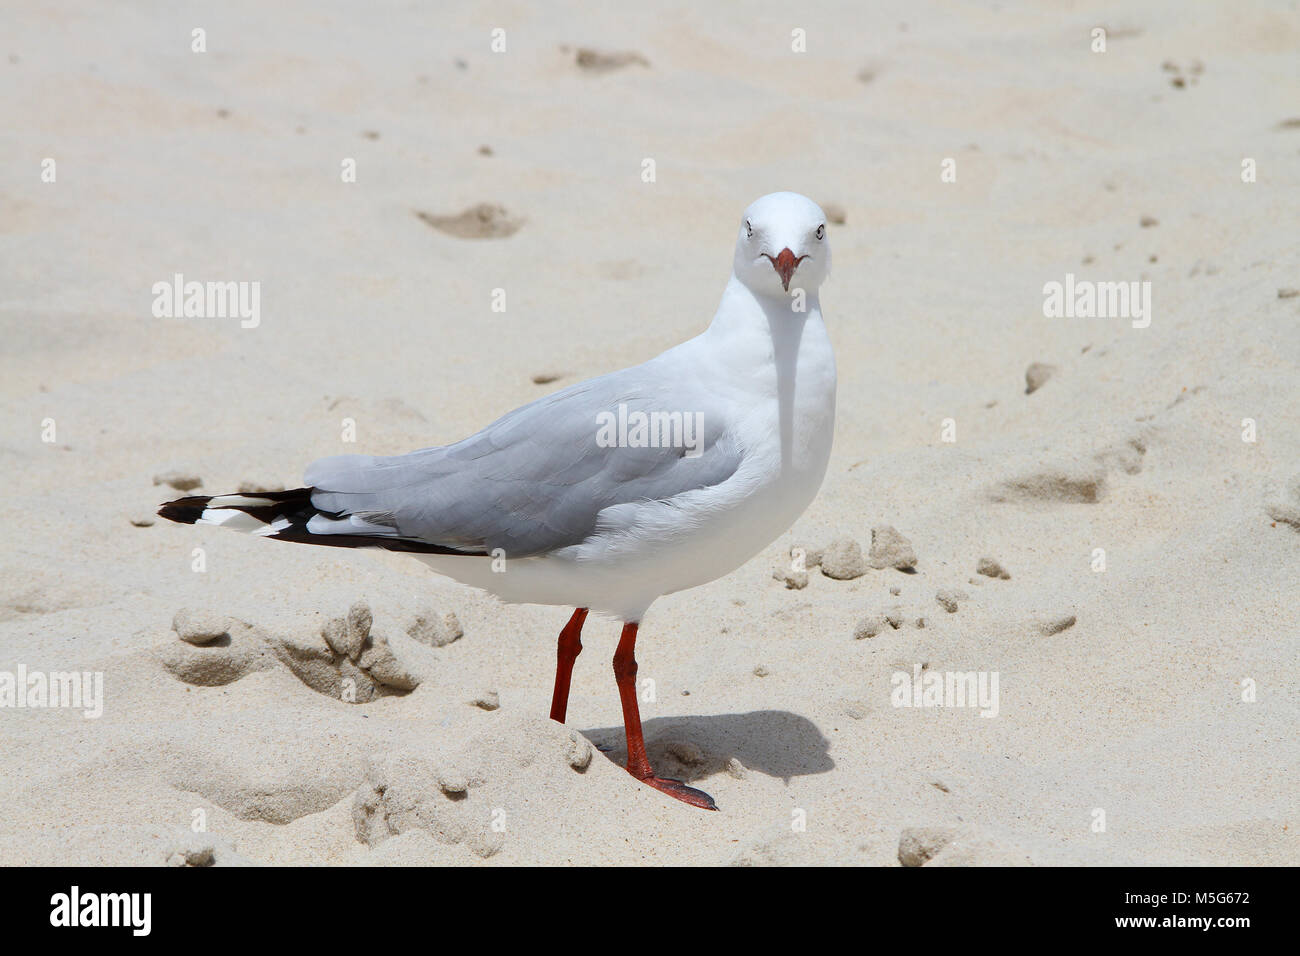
<box><xmin>305</xmin><ymin>366</ymin><xmax>742</xmax><ymax>557</ymax></box>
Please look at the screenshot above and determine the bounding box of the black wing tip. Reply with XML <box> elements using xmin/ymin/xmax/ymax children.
<box><xmin>157</xmin><ymin>488</ymin><xmax>316</xmax><ymax>526</ymax></box>
<box><xmin>155</xmin><ymin>487</ymin><xmax>479</xmax><ymax>557</ymax></box>
<box><xmin>158</xmin><ymin>495</ymin><xmax>211</xmax><ymax>524</ymax></box>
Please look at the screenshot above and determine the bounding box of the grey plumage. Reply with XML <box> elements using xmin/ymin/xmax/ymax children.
<box><xmin>305</xmin><ymin>363</ymin><xmax>741</xmax><ymax>558</ymax></box>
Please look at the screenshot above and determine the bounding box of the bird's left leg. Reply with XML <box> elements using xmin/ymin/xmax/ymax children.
<box><xmin>549</xmin><ymin>607</ymin><xmax>588</xmax><ymax>723</ymax></box>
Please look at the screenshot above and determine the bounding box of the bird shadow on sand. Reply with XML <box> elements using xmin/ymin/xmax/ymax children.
<box><xmin>582</xmin><ymin>710</ymin><xmax>833</xmax><ymax>784</ymax></box>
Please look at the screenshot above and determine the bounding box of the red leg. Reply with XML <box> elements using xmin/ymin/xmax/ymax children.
<box><xmin>613</xmin><ymin>622</ymin><xmax>717</xmax><ymax>810</ymax></box>
<box><xmin>549</xmin><ymin>608</ymin><xmax>588</xmax><ymax>723</ymax></box>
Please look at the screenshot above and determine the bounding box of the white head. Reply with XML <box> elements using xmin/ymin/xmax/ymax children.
<box><xmin>733</xmin><ymin>192</ymin><xmax>831</xmax><ymax>299</ymax></box>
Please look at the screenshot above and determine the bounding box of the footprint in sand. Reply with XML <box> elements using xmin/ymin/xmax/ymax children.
<box><xmin>990</xmin><ymin>428</ymin><xmax>1152</xmax><ymax>505</ymax></box>
<box><xmin>571</xmin><ymin>47</ymin><xmax>649</xmax><ymax>73</ymax></box>
<box><xmin>1024</xmin><ymin>361</ymin><xmax>1057</xmax><ymax>394</ymax></box>
<box><xmin>976</xmin><ymin>557</ymin><xmax>1012</xmax><ymax>580</ymax></box>
<box><xmin>415</xmin><ymin>204</ymin><xmax>522</xmax><ymax>239</ymax></box>
<box><xmin>1265</xmin><ymin>477</ymin><xmax>1300</xmax><ymax>530</ymax></box>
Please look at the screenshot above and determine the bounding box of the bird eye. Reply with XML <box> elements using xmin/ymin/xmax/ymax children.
<box><xmin>745</xmin><ymin>220</ymin><xmax>753</xmax><ymax>239</ymax></box>
<box><xmin>816</xmin><ymin>223</ymin><xmax>825</xmax><ymax>240</ymax></box>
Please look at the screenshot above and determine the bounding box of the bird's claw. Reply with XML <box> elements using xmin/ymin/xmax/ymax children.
<box><xmin>633</xmin><ymin>772</ymin><xmax>718</xmax><ymax>811</ymax></box>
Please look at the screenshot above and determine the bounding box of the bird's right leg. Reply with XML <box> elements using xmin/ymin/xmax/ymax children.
<box><xmin>612</xmin><ymin>622</ymin><xmax>717</xmax><ymax>810</ymax></box>
<box><xmin>549</xmin><ymin>607</ymin><xmax>588</xmax><ymax>723</ymax></box>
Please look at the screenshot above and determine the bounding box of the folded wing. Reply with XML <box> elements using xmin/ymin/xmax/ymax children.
<box><xmin>306</xmin><ymin>365</ymin><xmax>742</xmax><ymax>558</ymax></box>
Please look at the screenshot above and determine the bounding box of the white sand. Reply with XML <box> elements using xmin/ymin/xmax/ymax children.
<box><xmin>1</xmin><ymin>0</ymin><xmax>1296</xmax><ymax>865</ymax></box>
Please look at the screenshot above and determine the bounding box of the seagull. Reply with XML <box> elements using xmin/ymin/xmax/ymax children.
<box><xmin>159</xmin><ymin>191</ymin><xmax>837</xmax><ymax>810</ymax></box>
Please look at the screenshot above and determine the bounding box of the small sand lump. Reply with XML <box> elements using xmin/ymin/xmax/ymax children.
<box><xmin>153</xmin><ymin>470</ymin><xmax>202</xmax><ymax>492</ymax></box>
<box><xmin>566</xmin><ymin>732</ymin><xmax>593</xmax><ymax>771</ymax></box>
<box><xmin>172</xmin><ymin>608</ymin><xmax>232</xmax><ymax>645</ymax></box>
<box><xmin>791</xmin><ymin>544</ymin><xmax>823</xmax><ymax>569</ymax></box>
<box><xmin>166</xmin><ymin>845</ymin><xmax>215</xmax><ymax>867</ymax></box>
<box><xmin>438</xmin><ymin>769</ymin><xmax>469</xmax><ymax>796</ymax></box>
<box><xmin>868</xmin><ymin>525</ymin><xmax>917</xmax><ymax>571</ymax></box>
<box><xmin>472</xmin><ymin>690</ymin><xmax>500</xmax><ymax>711</ymax></box>
<box><xmin>898</xmin><ymin>827</ymin><xmax>957</xmax><ymax>867</ymax></box>
<box><xmin>1025</xmin><ymin>362</ymin><xmax>1057</xmax><ymax>394</ymax></box>
<box><xmin>322</xmin><ymin>602</ymin><xmax>371</xmax><ymax>661</ymax></box>
<box><xmin>854</xmin><ymin>616</ymin><xmax>886</xmax><ymax>640</ymax></box>
<box><xmin>820</xmin><ymin>537</ymin><xmax>866</xmax><ymax>579</ymax></box>
<box><xmin>666</xmin><ymin>741</ymin><xmax>704</xmax><ymax>765</ymax></box>
<box><xmin>935</xmin><ymin>589</ymin><xmax>969</xmax><ymax>613</ymax></box>
<box><xmin>976</xmin><ymin>557</ymin><xmax>1011</xmax><ymax>579</ymax></box>
<box><xmin>407</xmin><ymin>611</ymin><xmax>463</xmax><ymax>647</ymax></box>
<box><xmin>237</xmin><ymin>478</ymin><xmax>285</xmax><ymax>493</ymax></box>
<box><xmin>1039</xmin><ymin>614</ymin><xmax>1077</xmax><ymax>636</ymax></box>
<box><xmin>772</xmin><ymin>566</ymin><xmax>808</xmax><ymax>589</ymax></box>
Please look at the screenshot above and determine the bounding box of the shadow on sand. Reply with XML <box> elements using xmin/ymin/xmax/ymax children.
<box><xmin>583</xmin><ymin>710</ymin><xmax>833</xmax><ymax>784</ymax></box>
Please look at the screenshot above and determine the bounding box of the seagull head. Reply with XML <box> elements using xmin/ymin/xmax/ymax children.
<box><xmin>733</xmin><ymin>192</ymin><xmax>831</xmax><ymax>299</ymax></box>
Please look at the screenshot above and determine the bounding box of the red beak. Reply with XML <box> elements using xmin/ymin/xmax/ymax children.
<box><xmin>764</xmin><ymin>247</ymin><xmax>808</xmax><ymax>292</ymax></box>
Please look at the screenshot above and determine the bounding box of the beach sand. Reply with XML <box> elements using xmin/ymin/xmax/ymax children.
<box><xmin>0</xmin><ymin>0</ymin><xmax>1296</xmax><ymax>865</ymax></box>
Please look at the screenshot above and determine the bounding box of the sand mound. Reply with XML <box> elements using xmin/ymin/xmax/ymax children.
<box><xmin>159</xmin><ymin>602</ymin><xmax>421</xmax><ymax>701</ymax></box>
<box><xmin>352</xmin><ymin>716</ymin><xmax>595</xmax><ymax>860</ymax></box>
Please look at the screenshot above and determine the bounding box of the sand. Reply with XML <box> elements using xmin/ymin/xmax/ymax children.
<box><xmin>1</xmin><ymin>0</ymin><xmax>1296</xmax><ymax>866</ymax></box>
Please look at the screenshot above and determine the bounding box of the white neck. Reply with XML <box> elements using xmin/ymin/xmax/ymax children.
<box><xmin>700</xmin><ymin>275</ymin><xmax>834</xmax><ymax>471</ymax></box>
<box><xmin>705</xmin><ymin>274</ymin><xmax>822</xmax><ymax>344</ymax></box>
